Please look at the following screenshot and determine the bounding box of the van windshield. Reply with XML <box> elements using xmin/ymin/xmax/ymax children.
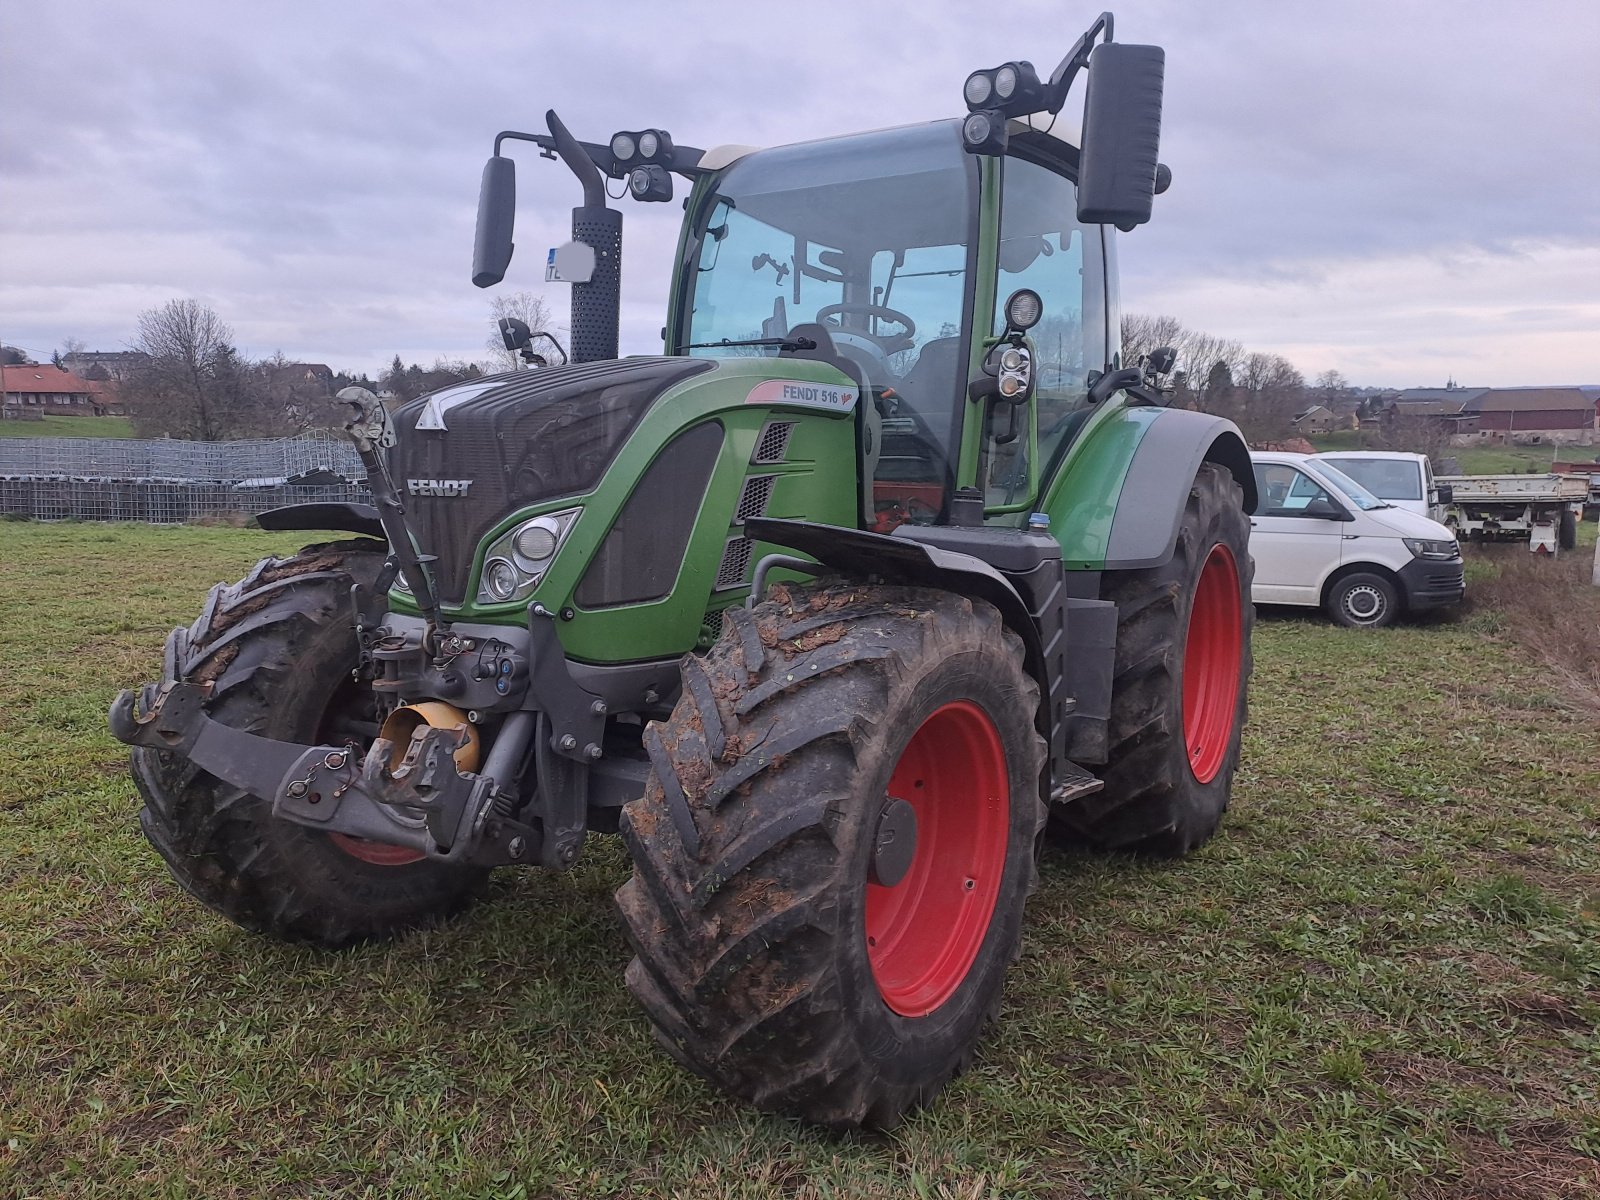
<box><xmin>1315</xmin><ymin>462</ymin><xmax>1391</xmax><ymax>511</ymax></box>
<box><xmin>1320</xmin><ymin>456</ymin><xmax>1422</xmax><ymax>501</ymax></box>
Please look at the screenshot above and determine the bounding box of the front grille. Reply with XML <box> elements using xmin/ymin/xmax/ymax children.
<box><xmin>574</xmin><ymin>422</ymin><xmax>725</xmax><ymax>609</ymax></box>
<box><xmin>391</xmin><ymin>357</ymin><xmax>714</xmax><ymax>606</ymax></box>
<box><xmin>734</xmin><ymin>475</ymin><xmax>776</xmax><ymax>524</ymax></box>
<box><xmin>715</xmin><ymin>536</ymin><xmax>754</xmax><ymax>590</ymax></box>
<box><xmin>752</xmin><ymin>420</ymin><xmax>795</xmax><ymax>464</ymax></box>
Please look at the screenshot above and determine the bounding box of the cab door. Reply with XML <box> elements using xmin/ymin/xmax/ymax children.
<box><xmin>1249</xmin><ymin>462</ymin><xmax>1349</xmax><ymax>605</ymax></box>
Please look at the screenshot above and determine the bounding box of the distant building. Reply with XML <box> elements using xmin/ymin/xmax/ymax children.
<box><xmin>1291</xmin><ymin>405</ymin><xmax>1336</xmax><ymax>434</ymax></box>
<box><xmin>62</xmin><ymin>350</ymin><xmax>148</xmax><ymax>382</ymax></box>
<box><xmin>1462</xmin><ymin>387</ymin><xmax>1594</xmax><ymax>440</ymax></box>
<box><xmin>0</xmin><ymin>363</ymin><xmax>121</xmax><ymax>416</ymax></box>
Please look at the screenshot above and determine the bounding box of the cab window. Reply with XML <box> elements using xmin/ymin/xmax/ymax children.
<box><xmin>985</xmin><ymin>157</ymin><xmax>1099</xmax><ymax>506</ymax></box>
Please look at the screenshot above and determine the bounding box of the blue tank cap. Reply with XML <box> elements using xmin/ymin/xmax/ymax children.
<box><xmin>1026</xmin><ymin>512</ymin><xmax>1050</xmax><ymax>531</ymax></box>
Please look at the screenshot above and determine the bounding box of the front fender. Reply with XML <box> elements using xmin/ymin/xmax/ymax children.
<box><xmin>256</xmin><ymin>501</ymin><xmax>385</xmax><ymax>540</ymax></box>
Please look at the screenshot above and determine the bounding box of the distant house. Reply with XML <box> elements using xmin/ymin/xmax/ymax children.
<box><xmin>1291</xmin><ymin>405</ymin><xmax>1336</xmax><ymax>434</ymax></box>
<box><xmin>1462</xmin><ymin>387</ymin><xmax>1595</xmax><ymax>440</ymax></box>
<box><xmin>0</xmin><ymin>363</ymin><xmax>121</xmax><ymax>416</ymax></box>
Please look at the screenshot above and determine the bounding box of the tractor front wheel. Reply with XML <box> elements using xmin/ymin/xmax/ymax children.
<box><xmin>616</xmin><ymin>583</ymin><xmax>1046</xmax><ymax>1127</ymax></box>
<box><xmin>130</xmin><ymin>540</ymin><xmax>489</xmax><ymax>949</ymax></box>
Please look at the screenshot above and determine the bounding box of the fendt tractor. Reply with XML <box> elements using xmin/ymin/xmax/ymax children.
<box><xmin>112</xmin><ymin>12</ymin><xmax>1256</xmax><ymax>1126</ymax></box>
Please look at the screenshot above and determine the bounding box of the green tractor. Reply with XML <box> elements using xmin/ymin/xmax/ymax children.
<box><xmin>111</xmin><ymin>12</ymin><xmax>1255</xmax><ymax>1127</ymax></box>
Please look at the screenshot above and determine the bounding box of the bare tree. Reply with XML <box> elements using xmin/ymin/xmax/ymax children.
<box><xmin>483</xmin><ymin>291</ymin><xmax>560</xmax><ymax>373</ymax></box>
<box><xmin>124</xmin><ymin>299</ymin><xmax>243</xmax><ymax>439</ymax></box>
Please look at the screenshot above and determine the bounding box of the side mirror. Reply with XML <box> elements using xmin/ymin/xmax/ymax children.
<box><xmin>1435</xmin><ymin>483</ymin><xmax>1454</xmax><ymax>505</ymax></box>
<box><xmin>1076</xmin><ymin>42</ymin><xmax>1165</xmax><ymax>231</ymax></box>
<box><xmin>498</xmin><ymin>317</ymin><xmax>532</xmax><ymax>352</ymax></box>
<box><xmin>1305</xmin><ymin>496</ymin><xmax>1353</xmax><ymax>521</ymax></box>
<box><xmin>472</xmin><ymin>156</ymin><xmax>517</xmax><ymax>288</ymax></box>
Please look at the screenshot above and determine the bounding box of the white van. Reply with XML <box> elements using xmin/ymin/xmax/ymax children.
<box><xmin>1250</xmin><ymin>451</ymin><xmax>1465</xmax><ymax>627</ymax></box>
<box><xmin>1311</xmin><ymin>450</ymin><xmax>1452</xmax><ymax>523</ymax></box>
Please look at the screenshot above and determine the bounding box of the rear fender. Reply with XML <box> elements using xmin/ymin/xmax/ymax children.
<box><xmin>1047</xmin><ymin>407</ymin><xmax>1255</xmax><ymax>570</ymax></box>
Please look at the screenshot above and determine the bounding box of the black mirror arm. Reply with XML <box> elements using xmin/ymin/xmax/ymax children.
<box><xmin>1045</xmin><ymin>11</ymin><xmax>1114</xmax><ymax>113</ymax></box>
<box><xmin>1086</xmin><ymin>364</ymin><xmax>1142</xmax><ymax>405</ymax></box>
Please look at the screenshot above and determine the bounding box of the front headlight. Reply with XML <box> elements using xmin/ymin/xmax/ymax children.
<box><xmin>1404</xmin><ymin>537</ymin><xmax>1458</xmax><ymax>560</ymax></box>
<box><xmin>476</xmin><ymin>507</ymin><xmax>582</xmax><ymax>605</ymax></box>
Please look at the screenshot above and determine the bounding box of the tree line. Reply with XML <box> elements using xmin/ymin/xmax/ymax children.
<box><xmin>1120</xmin><ymin>313</ymin><xmax>1348</xmax><ymax>444</ymax></box>
<box><xmin>97</xmin><ymin>292</ymin><xmax>558</xmax><ymax>440</ymax></box>
<box><xmin>34</xmin><ymin>296</ymin><xmax>1335</xmax><ymax>445</ymax></box>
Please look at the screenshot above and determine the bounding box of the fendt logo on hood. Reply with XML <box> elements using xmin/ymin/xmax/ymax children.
<box><xmin>406</xmin><ymin>478</ymin><xmax>473</xmax><ymax>498</ymax></box>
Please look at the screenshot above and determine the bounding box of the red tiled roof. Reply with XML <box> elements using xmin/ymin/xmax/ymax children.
<box><xmin>0</xmin><ymin>364</ymin><xmax>114</xmax><ymax>395</ymax></box>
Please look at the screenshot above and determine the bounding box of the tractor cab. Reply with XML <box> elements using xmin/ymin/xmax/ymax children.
<box><xmin>671</xmin><ymin>119</ymin><xmax>1113</xmax><ymax>531</ymax></box>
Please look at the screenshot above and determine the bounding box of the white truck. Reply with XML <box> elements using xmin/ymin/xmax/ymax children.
<box><xmin>1435</xmin><ymin>472</ymin><xmax>1587</xmax><ymax>553</ymax></box>
<box><xmin>1314</xmin><ymin>451</ymin><xmax>1451</xmax><ymax>523</ymax></box>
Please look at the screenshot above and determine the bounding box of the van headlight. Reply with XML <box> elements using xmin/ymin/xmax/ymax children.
<box><xmin>476</xmin><ymin>508</ymin><xmax>581</xmax><ymax>604</ymax></box>
<box><xmin>1404</xmin><ymin>537</ymin><xmax>1458</xmax><ymax>560</ymax></box>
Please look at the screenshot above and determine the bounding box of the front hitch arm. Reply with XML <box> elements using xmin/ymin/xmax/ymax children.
<box><xmin>109</xmin><ymin>683</ymin><xmax>530</xmax><ymax>862</ymax></box>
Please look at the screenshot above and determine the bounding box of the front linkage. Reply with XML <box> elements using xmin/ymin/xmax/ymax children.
<box><xmin>109</xmin><ymin>388</ymin><xmax>605</xmax><ymax>872</ymax></box>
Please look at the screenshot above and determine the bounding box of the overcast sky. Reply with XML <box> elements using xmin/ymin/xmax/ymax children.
<box><xmin>2</xmin><ymin>0</ymin><xmax>1595</xmax><ymax>387</ymax></box>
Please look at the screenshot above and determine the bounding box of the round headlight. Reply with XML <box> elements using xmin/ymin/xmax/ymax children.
<box><xmin>1000</xmin><ymin>347</ymin><xmax>1025</xmax><ymax>372</ymax></box>
<box><xmin>962</xmin><ymin>112</ymin><xmax>993</xmax><ymax>146</ymax></box>
<box><xmin>483</xmin><ymin>557</ymin><xmax>518</xmax><ymax>602</ymax></box>
<box><xmin>963</xmin><ymin>72</ymin><xmax>992</xmax><ymax>107</ymax></box>
<box><xmin>610</xmin><ymin>132</ymin><xmax>636</xmax><ymax>161</ymax></box>
<box><xmin>995</xmin><ymin>65</ymin><xmax>1017</xmax><ymax>100</ymax></box>
<box><xmin>513</xmin><ymin>522</ymin><xmax>559</xmax><ymax>562</ymax></box>
<box><xmin>638</xmin><ymin>130</ymin><xmax>659</xmax><ymax>159</ymax></box>
<box><xmin>1004</xmin><ymin>288</ymin><xmax>1043</xmax><ymax>330</ymax></box>
<box><xmin>998</xmin><ymin>374</ymin><xmax>1023</xmax><ymax>398</ymax></box>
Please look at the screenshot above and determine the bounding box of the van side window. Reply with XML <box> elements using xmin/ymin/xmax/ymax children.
<box><xmin>1252</xmin><ymin>464</ymin><xmax>1336</xmax><ymax>517</ymax></box>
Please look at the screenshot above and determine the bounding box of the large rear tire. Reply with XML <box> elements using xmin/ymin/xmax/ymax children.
<box><xmin>129</xmin><ymin>540</ymin><xmax>489</xmax><ymax>949</ymax></box>
<box><xmin>1056</xmin><ymin>462</ymin><xmax>1253</xmax><ymax>854</ymax></box>
<box><xmin>616</xmin><ymin>583</ymin><xmax>1046</xmax><ymax>1127</ymax></box>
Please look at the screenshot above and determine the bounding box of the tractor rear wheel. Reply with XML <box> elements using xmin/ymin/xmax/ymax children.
<box><xmin>616</xmin><ymin>583</ymin><xmax>1046</xmax><ymax>1127</ymax></box>
<box><xmin>130</xmin><ymin>539</ymin><xmax>488</xmax><ymax>948</ymax></box>
<box><xmin>1056</xmin><ymin>462</ymin><xmax>1253</xmax><ymax>854</ymax></box>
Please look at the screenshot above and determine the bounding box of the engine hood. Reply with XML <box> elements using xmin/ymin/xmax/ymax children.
<box><xmin>390</xmin><ymin>357</ymin><xmax>714</xmax><ymax>605</ymax></box>
<box><xmin>1360</xmin><ymin>503</ymin><xmax>1455</xmax><ymax>540</ymax></box>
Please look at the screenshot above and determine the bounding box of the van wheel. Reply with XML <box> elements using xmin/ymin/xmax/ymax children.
<box><xmin>1325</xmin><ymin>571</ymin><xmax>1398</xmax><ymax>629</ymax></box>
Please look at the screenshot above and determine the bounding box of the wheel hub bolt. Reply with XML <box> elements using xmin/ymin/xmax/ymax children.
<box><xmin>559</xmin><ymin>733</ymin><xmax>577</xmax><ymax>751</ymax></box>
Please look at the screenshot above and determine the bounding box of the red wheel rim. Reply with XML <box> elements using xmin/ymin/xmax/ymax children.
<box><xmin>1182</xmin><ymin>542</ymin><xmax>1243</xmax><ymax>784</ymax></box>
<box><xmin>865</xmin><ymin>700</ymin><xmax>1010</xmax><ymax>1017</ymax></box>
<box><xmin>328</xmin><ymin>833</ymin><xmax>426</xmax><ymax>866</ymax></box>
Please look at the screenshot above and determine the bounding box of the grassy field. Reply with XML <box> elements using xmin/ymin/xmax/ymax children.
<box><xmin>2</xmin><ymin>523</ymin><xmax>1597</xmax><ymax>1198</ymax></box>
<box><xmin>0</xmin><ymin>415</ymin><xmax>136</xmax><ymax>439</ymax></box>
<box><xmin>1306</xmin><ymin>433</ymin><xmax>1571</xmax><ymax>477</ymax></box>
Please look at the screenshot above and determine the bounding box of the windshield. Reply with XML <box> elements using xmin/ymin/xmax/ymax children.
<box><xmin>1314</xmin><ymin>462</ymin><xmax>1390</xmax><ymax>510</ymax></box>
<box><xmin>680</xmin><ymin>122</ymin><xmax>978</xmax><ymax>525</ymax></box>
<box><xmin>1320</xmin><ymin>456</ymin><xmax>1423</xmax><ymax>501</ymax></box>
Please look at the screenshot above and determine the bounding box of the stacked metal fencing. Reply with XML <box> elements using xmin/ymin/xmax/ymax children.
<box><xmin>0</xmin><ymin>431</ymin><xmax>368</xmax><ymax>524</ymax></box>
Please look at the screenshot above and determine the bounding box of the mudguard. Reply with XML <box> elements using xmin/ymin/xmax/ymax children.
<box><xmin>256</xmin><ymin>501</ymin><xmax>386</xmax><ymax>540</ymax></box>
<box><xmin>1049</xmin><ymin>407</ymin><xmax>1254</xmax><ymax>572</ymax></box>
<box><xmin>743</xmin><ymin>516</ymin><xmax>1046</xmax><ymax>688</ymax></box>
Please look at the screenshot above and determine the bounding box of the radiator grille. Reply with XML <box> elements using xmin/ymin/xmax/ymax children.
<box><xmin>734</xmin><ymin>475</ymin><xmax>776</xmax><ymax>524</ymax></box>
<box><xmin>715</xmin><ymin>536</ymin><xmax>754</xmax><ymax>590</ymax></box>
<box><xmin>752</xmin><ymin>420</ymin><xmax>795</xmax><ymax>464</ymax></box>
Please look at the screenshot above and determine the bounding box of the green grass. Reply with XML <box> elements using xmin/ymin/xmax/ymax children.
<box><xmin>2</xmin><ymin>523</ymin><xmax>1597</xmax><ymax>1198</ymax></box>
<box><xmin>0</xmin><ymin>415</ymin><xmax>136</xmax><ymax>439</ymax></box>
<box><xmin>1307</xmin><ymin>434</ymin><xmax>1572</xmax><ymax>477</ymax></box>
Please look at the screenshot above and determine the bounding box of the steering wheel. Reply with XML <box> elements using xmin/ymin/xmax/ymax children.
<box><xmin>815</xmin><ymin>302</ymin><xmax>917</xmax><ymax>356</ymax></box>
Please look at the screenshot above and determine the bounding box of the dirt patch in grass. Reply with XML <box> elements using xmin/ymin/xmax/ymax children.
<box><xmin>1469</xmin><ymin>545</ymin><xmax>1600</xmax><ymax>713</ymax></box>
